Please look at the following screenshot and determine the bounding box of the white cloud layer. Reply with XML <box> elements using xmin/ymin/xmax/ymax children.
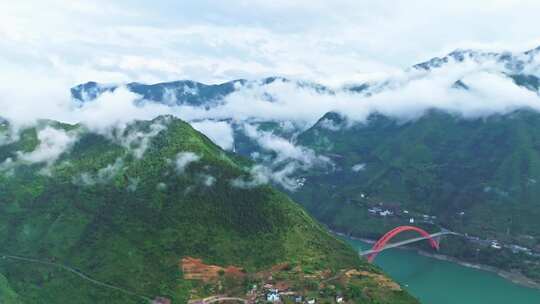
<box><xmin>175</xmin><ymin>152</ymin><xmax>201</xmax><ymax>174</ymax></box>
<box><xmin>2</xmin><ymin>0</ymin><xmax>540</xmax><ymax>86</ymax></box>
<box><xmin>17</xmin><ymin>127</ymin><xmax>77</xmax><ymax>165</ymax></box>
<box><xmin>191</xmin><ymin>120</ymin><xmax>234</xmax><ymax>150</ymax></box>
<box><xmin>3</xmin><ymin>0</ymin><xmax>540</xmax><ymax>188</ymax></box>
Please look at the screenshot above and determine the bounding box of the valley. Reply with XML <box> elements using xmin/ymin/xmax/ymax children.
<box><xmin>4</xmin><ymin>2</ymin><xmax>540</xmax><ymax>303</ymax></box>
<box><xmin>289</xmin><ymin>109</ymin><xmax>540</xmax><ymax>284</ymax></box>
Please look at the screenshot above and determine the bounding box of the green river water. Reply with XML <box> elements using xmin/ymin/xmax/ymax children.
<box><xmin>346</xmin><ymin>238</ymin><xmax>540</xmax><ymax>304</ymax></box>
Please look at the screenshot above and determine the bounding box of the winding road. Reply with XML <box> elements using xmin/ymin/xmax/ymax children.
<box><xmin>189</xmin><ymin>296</ymin><xmax>248</xmax><ymax>304</ymax></box>
<box><xmin>0</xmin><ymin>253</ymin><xmax>153</xmax><ymax>303</ymax></box>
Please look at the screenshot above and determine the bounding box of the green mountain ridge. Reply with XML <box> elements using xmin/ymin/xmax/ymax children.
<box><xmin>292</xmin><ymin>109</ymin><xmax>540</xmax><ymax>281</ymax></box>
<box><xmin>0</xmin><ymin>116</ymin><xmax>417</xmax><ymax>303</ymax></box>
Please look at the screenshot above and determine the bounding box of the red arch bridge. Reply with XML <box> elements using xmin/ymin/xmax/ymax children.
<box><xmin>359</xmin><ymin>225</ymin><xmax>459</xmax><ymax>262</ymax></box>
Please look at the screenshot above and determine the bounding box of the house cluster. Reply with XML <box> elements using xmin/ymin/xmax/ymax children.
<box><xmin>366</xmin><ymin>203</ymin><xmax>439</xmax><ymax>227</ymax></box>
<box><xmin>263</xmin><ymin>283</ymin><xmax>344</xmax><ymax>304</ymax></box>
<box><xmin>152</xmin><ymin>297</ymin><xmax>171</xmax><ymax>304</ymax></box>
<box><xmin>492</xmin><ymin>241</ymin><xmax>537</xmax><ymax>256</ymax></box>
<box><xmin>295</xmin><ymin>177</ymin><xmax>307</xmax><ymax>188</ymax></box>
<box><xmin>368</xmin><ymin>206</ymin><xmax>394</xmax><ymax>217</ymax></box>
<box><xmin>266</xmin><ymin>288</ymin><xmax>280</xmax><ymax>302</ymax></box>
<box><xmin>420</xmin><ymin>214</ymin><xmax>437</xmax><ymax>224</ymax></box>
<box><xmin>508</xmin><ymin>244</ymin><xmax>532</xmax><ymax>254</ymax></box>
<box><xmin>490</xmin><ymin>241</ymin><xmax>502</xmax><ymax>249</ymax></box>
<box><xmin>464</xmin><ymin>234</ymin><xmax>539</xmax><ymax>256</ymax></box>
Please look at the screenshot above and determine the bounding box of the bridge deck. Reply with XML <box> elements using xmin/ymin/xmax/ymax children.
<box><xmin>360</xmin><ymin>231</ymin><xmax>458</xmax><ymax>256</ymax></box>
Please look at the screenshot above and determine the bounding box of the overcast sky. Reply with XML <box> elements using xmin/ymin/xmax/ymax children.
<box><xmin>2</xmin><ymin>0</ymin><xmax>540</xmax><ymax>87</ymax></box>
<box><xmin>4</xmin><ymin>1</ymin><xmax>540</xmax><ymax>187</ymax></box>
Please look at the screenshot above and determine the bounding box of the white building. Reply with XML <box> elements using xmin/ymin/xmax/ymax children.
<box><xmin>491</xmin><ymin>241</ymin><xmax>502</xmax><ymax>249</ymax></box>
<box><xmin>266</xmin><ymin>289</ymin><xmax>280</xmax><ymax>302</ymax></box>
<box><xmin>379</xmin><ymin>210</ymin><xmax>393</xmax><ymax>216</ymax></box>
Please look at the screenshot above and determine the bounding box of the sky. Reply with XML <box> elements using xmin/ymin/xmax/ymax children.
<box><xmin>2</xmin><ymin>0</ymin><xmax>540</xmax><ymax>87</ymax></box>
<box><xmin>3</xmin><ymin>0</ymin><xmax>540</xmax><ymax>188</ymax></box>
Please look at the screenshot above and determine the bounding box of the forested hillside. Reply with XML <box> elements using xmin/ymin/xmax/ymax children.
<box><xmin>0</xmin><ymin>116</ymin><xmax>417</xmax><ymax>304</ymax></box>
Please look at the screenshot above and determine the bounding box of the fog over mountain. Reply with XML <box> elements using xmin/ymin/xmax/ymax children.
<box><xmin>6</xmin><ymin>2</ymin><xmax>540</xmax><ymax>303</ymax></box>
<box><xmin>5</xmin><ymin>45</ymin><xmax>540</xmax><ymax>130</ymax></box>
<box><xmin>2</xmin><ymin>46</ymin><xmax>540</xmax><ymax>190</ymax></box>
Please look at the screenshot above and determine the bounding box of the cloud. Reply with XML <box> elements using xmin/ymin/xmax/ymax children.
<box><xmin>2</xmin><ymin>55</ymin><xmax>540</xmax><ymax>163</ymax></box>
<box><xmin>120</xmin><ymin>120</ymin><xmax>168</xmax><ymax>158</ymax></box>
<box><xmin>72</xmin><ymin>158</ymin><xmax>125</xmax><ymax>186</ymax></box>
<box><xmin>231</xmin><ymin>163</ymin><xmax>301</xmax><ymax>191</ymax></box>
<box><xmin>2</xmin><ymin>10</ymin><xmax>540</xmax><ymax>178</ymax></box>
<box><xmin>156</xmin><ymin>182</ymin><xmax>167</xmax><ymax>191</ymax></box>
<box><xmin>74</xmin><ymin>87</ymin><xmax>173</xmax><ymax>134</ymax></box>
<box><xmin>318</xmin><ymin>118</ymin><xmax>342</xmax><ymax>131</ymax></box>
<box><xmin>127</xmin><ymin>177</ymin><xmax>140</xmax><ymax>192</ymax></box>
<box><xmin>175</xmin><ymin>152</ymin><xmax>201</xmax><ymax>173</ymax></box>
<box><xmin>201</xmin><ymin>174</ymin><xmax>216</xmax><ymax>187</ymax></box>
<box><xmin>337</xmin><ymin>64</ymin><xmax>540</xmax><ymax>122</ymax></box>
<box><xmin>2</xmin><ymin>0</ymin><xmax>540</xmax><ymax>143</ymax></box>
<box><xmin>231</xmin><ymin>165</ymin><xmax>273</xmax><ymax>189</ymax></box>
<box><xmin>3</xmin><ymin>0</ymin><xmax>540</xmax><ymax>89</ymax></box>
<box><xmin>0</xmin><ymin>121</ymin><xmax>16</xmax><ymax>146</ymax></box>
<box><xmin>242</xmin><ymin>123</ymin><xmax>328</xmax><ymax>165</ymax></box>
<box><xmin>17</xmin><ymin>126</ymin><xmax>77</xmax><ymax>166</ymax></box>
<box><xmin>191</xmin><ymin>120</ymin><xmax>234</xmax><ymax>150</ymax></box>
<box><xmin>233</xmin><ymin>123</ymin><xmax>331</xmax><ymax>190</ymax></box>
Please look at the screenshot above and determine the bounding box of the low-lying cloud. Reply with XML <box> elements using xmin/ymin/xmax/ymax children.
<box><xmin>238</xmin><ymin>123</ymin><xmax>330</xmax><ymax>190</ymax></box>
<box><xmin>17</xmin><ymin>127</ymin><xmax>77</xmax><ymax>166</ymax></box>
<box><xmin>2</xmin><ymin>50</ymin><xmax>540</xmax><ymax>189</ymax></box>
<box><xmin>191</xmin><ymin>120</ymin><xmax>234</xmax><ymax>150</ymax></box>
<box><xmin>120</xmin><ymin>120</ymin><xmax>168</xmax><ymax>158</ymax></box>
<box><xmin>175</xmin><ymin>152</ymin><xmax>201</xmax><ymax>174</ymax></box>
<box><xmin>3</xmin><ymin>52</ymin><xmax>540</xmax><ymax>140</ymax></box>
<box><xmin>72</xmin><ymin>157</ymin><xmax>124</xmax><ymax>186</ymax></box>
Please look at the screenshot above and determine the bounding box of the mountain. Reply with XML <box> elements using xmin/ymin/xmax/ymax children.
<box><xmin>71</xmin><ymin>45</ymin><xmax>540</xmax><ymax>107</ymax></box>
<box><xmin>0</xmin><ymin>117</ymin><xmax>417</xmax><ymax>303</ymax></box>
<box><xmin>293</xmin><ymin>109</ymin><xmax>540</xmax><ymax>281</ymax></box>
<box><xmin>412</xmin><ymin>47</ymin><xmax>540</xmax><ymax>72</ymax></box>
<box><xmin>64</xmin><ymin>44</ymin><xmax>540</xmax><ymax>287</ymax></box>
<box><xmin>70</xmin><ymin>80</ymin><xmax>245</xmax><ymax>106</ymax></box>
<box><xmin>70</xmin><ymin>77</ymin><xmax>333</xmax><ymax>106</ymax></box>
<box><xmin>347</xmin><ymin>46</ymin><xmax>540</xmax><ymax>95</ymax></box>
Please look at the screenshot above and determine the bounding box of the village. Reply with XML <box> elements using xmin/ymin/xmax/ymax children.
<box><xmin>182</xmin><ymin>257</ymin><xmax>401</xmax><ymax>304</ymax></box>
<box><xmin>364</xmin><ymin>198</ymin><xmax>438</xmax><ymax>226</ymax></box>
<box><xmin>362</xmin><ymin>196</ymin><xmax>540</xmax><ymax>260</ymax></box>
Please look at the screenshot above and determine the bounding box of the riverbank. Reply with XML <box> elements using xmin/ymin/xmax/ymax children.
<box><xmin>416</xmin><ymin>251</ymin><xmax>540</xmax><ymax>290</ymax></box>
<box><xmin>332</xmin><ymin>230</ymin><xmax>540</xmax><ymax>290</ymax></box>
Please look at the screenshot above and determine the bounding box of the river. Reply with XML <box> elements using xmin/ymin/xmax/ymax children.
<box><xmin>345</xmin><ymin>238</ymin><xmax>540</xmax><ymax>304</ymax></box>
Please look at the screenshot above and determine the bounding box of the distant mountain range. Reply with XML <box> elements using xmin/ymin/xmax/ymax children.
<box><xmin>71</xmin><ymin>76</ymin><xmax>334</xmax><ymax>107</ymax></box>
<box><xmin>72</xmin><ymin>46</ymin><xmax>540</xmax><ymax>114</ymax></box>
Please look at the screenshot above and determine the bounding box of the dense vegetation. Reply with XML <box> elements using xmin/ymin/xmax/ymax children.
<box><xmin>292</xmin><ymin>109</ymin><xmax>540</xmax><ymax>280</ymax></box>
<box><xmin>0</xmin><ymin>116</ymin><xmax>417</xmax><ymax>303</ymax></box>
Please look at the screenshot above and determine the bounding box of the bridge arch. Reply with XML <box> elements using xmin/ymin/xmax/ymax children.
<box><xmin>367</xmin><ymin>225</ymin><xmax>439</xmax><ymax>262</ymax></box>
